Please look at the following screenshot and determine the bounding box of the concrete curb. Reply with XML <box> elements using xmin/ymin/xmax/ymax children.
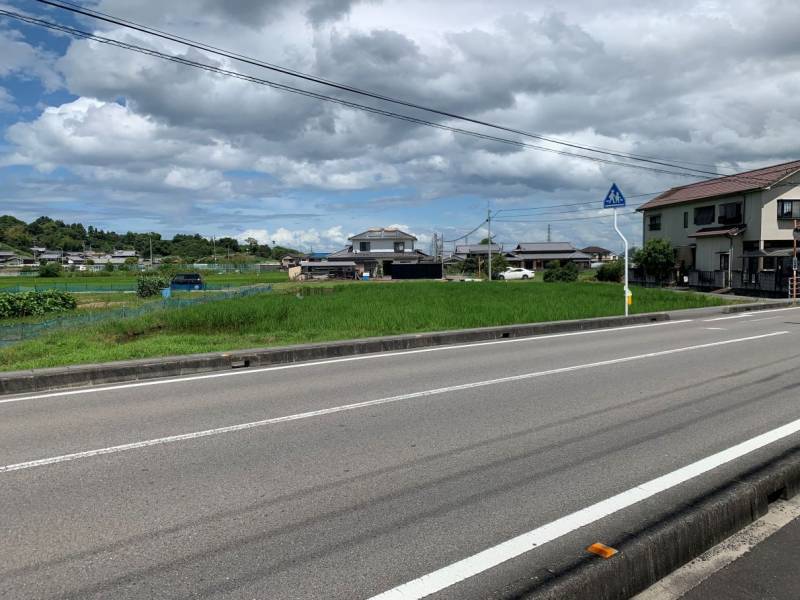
<box><xmin>0</xmin><ymin>312</ymin><xmax>669</xmax><ymax>395</ymax></box>
<box><xmin>0</xmin><ymin>299</ymin><xmax>792</xmax><ymax>396</ymax></box>
<box><xmin>508</xmin><ymin>446</ymin><xmax>800</xmax><ymax>600</ymax></box>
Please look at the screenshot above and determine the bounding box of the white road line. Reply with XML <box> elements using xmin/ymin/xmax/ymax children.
<box><xmin>0</xmin><ymin>319</ymin><xmax>693</xmax><ymax>406</ymax></box>
<box><xmin>704</xmin><ymin>306</ymin><xmax>800</xmax><ymax>322</ymax></box>
<box><xmin>369</xmin><ymin>389</ymin><xmax>800</xmax><ymax>600</ymax></box>
<box><xmin>0</xmin><ymin>331</ymin><xmax>785</xmax><ymax>474</ymax></box>
<box><xmin>704</xmin><ymin>314</ymin><xmax>753</xmax><ymax>322</ymax></box>
<box><xmin>704</xmin><ymin>327</ymin><xmax>726</xmax><ymax>331</ymax></box>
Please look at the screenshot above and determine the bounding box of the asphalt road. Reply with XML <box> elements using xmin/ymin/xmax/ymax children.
<box><xmin>3</xmin><ymin>306</ymin><xmax>800</xmax><ymax>599</ymax></box>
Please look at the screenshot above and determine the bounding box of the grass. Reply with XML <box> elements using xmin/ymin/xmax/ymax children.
<box><xmin>0</xmin><ymin>270</ymin><xmax>288</xmax><ymax>289</ymax></box>
<box><xmin>0</xmin><ymin>280</ymin><xmax>731</xmax><ymax>371</ymax></box>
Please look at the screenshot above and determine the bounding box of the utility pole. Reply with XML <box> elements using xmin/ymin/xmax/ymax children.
<box><xmin>149</xmin><ymin>234</ymin><xmax>153</xmax><ymax>267</ymax></box>
<box><xmin>487</xmin><ymin>204</ymin><xmax>492</xmax><ymax>281</ymax></box>
<box><xmin>212</xmin><ymin>236</ymin><xmax>216</xmax><ymax>264</ymax></box>
<box><xmin>547</xmin><ymin>224</ymin><xmax>551</xmax><ymax>243</ymax></box>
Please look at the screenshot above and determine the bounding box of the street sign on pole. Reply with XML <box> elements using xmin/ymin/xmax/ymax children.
<box><xmin>603</xmin><ymin>183</ymin><xmax>626</xmax><ymax>209</ymax></box>
<box><xmin>605</xmin><ymin>183</ymin><xmax>630</xmax><ymax>316</ymax></box>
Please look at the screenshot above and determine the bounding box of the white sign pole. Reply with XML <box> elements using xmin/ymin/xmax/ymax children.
<box><xmin>613</xmin><ymin>207</ymin><xmax>630</xmax><ymax>316</ymax></box>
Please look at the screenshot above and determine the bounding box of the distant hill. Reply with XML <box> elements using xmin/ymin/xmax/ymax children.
<box><xmin>0</xmin><ymin>214</ymin><xmax>298</xmax><ymax>261</ymax></box>
<box><xmin>0</xmin><ymin>241</ymin><xmax>31</xmax><ymax>257</ymax></box>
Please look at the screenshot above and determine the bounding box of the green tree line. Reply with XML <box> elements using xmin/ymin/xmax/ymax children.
<box><xmin>0</xmin><ymin>215</ymin><xmax>299</xmax><ymax>261</ymax></box>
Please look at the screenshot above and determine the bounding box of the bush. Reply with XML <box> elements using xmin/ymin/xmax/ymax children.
<box><xmin>596</xmin><ymin>260</ymin><xmax>625</xmax><ymax>282</ymax></box>
<box><xmin>136</xmin><ymin>273</ymin><xmax>170</xmax><ymax>298</ymax></box>
<box><xmin>0</xmin><ymin>290</ymin><xmax>77</xmax><ymax>319</ymax></box>
<box><xmin>543</xmin><ymin>261</ymin><xmax>579</xmax><ymax>282</ymax></box>
<box><xmin>634</xmin><ymin>239</ymin><xmax>676</xmax><ymax>282</ymax></box>
<box><xmin>38</xmin><ymin>262</ymin><xmax>63</xmax><ymax>278</ymax></box>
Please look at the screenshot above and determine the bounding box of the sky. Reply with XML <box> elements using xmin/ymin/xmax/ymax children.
<box><xmin>1</xmin><ymin>0</ymin><xmax>799</xmax><ymax>253</ymax></box>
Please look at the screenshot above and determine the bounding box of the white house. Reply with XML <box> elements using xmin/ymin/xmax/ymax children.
<box><xmin>327</xmin><ymin>227</ymin><xmax>432</xmax><ymax>277</ymax></box>
<box><xmin>638</xmin><ymin>159</ymin><xmax>800</xmax><ymax>292</ymax></box>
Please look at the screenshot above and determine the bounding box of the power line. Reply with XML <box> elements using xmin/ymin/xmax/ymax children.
<box><xmin>3</xmin><ymin>8</ymin><xmax>726</xmax><ymax>181</ymax></box>
<box><xmin>33</xmin><ymin>0</ymin><xmax>733</xmax><ymax>178</ymax></box>
<box><xmin>493</xmin><ymin>211</ymin><xmax>639</xmax><ymax>223</ymax></box>
<box><xmin>443</xmin><ymin>220</ymin><xmax>487</xmax><ymax>243</ymax></box>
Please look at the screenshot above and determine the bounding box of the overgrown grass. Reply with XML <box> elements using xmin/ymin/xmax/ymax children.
<box><xmin>0</xmin><ymin>270</ymin><xmax>287</xmax><ymax>288</ymax></box>
<box><xmin>0</xmin><ymin>281</ymin><xmax>730</xmax><ymax>371</ymax></box>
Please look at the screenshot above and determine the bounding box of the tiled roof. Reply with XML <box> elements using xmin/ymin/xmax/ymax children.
<box><xmin>638</xmin><ymin>159</ymin><xmax>800</xmax><ymax>211</ymax></box>
<box><xmin>581</xmin><ymin>246</ymin><xmax>613</xmax><ymax>254</ymax></box>
<box><xmin>510</xmin><ymin>251</ymin><xmax>592</xmax><ymax>261</ymax></box>
<box><xmin>514</xmin><ymin>242</ymin><xmax>576</xmax><ymax>252</ymax></box>
<box><xmin>349</xmin><ymin>227</ymin><xmax>417</xmax><ymax>241</ymax></box>
<box><xmin>689</xmin><ymin>225</ymin><xmax>746</xmax><ymax>238</ymax></box>
<box><xmin>454</xmin><ymin>244</ymin><xmax>502</xmax><ymax>254</ymax></box>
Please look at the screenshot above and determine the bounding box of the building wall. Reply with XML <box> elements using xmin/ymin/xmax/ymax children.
<box><xmin>694</xmin><ymin>235</ymin><xmax>742</xmax><ymax>272</ymax></box>
<box><xmin>352</xmin><ymin>239</ymin><xmax>415</xmax><ymax>253</ymax></box>
<box><xmin>760</xmin><ymin>176</ymin><xmax>800</xmax><ymax>241</ymax></box>
<box><xmin>642</xmin><ymin>192</ymin><xmax>757</xmax><ymax>270</ymax></box>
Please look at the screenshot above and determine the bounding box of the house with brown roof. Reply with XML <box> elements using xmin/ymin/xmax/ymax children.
<box><xmin>637</xmin><ymin>159</ymin><xmax>800</xmax><ymax>293</ymax></box>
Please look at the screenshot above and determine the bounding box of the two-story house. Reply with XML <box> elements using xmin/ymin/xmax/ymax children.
<box><xmin>637</xmin><ymin>159</ymin><xmax>800</xmax><ymax>293</ymax></box>
<box><xmin>326</xmin><ymin>227</ymin><xmax>431</xmax><ymax>277</ymax></box>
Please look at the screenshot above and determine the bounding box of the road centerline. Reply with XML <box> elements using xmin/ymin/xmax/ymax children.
<box><xmin>0</xmin><ymin>331</ymin><xmax>786</xmax><ymax>475</ymax></box>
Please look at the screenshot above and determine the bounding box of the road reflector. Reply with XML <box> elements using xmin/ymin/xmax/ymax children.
<box><xmin>586</xmin><ymin>542</ymin><xmax>618</xmax><ymax>559</ymax></box>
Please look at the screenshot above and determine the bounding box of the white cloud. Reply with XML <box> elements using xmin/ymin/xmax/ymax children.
<box><xmin>0</xmin><ymin>86</ymin><xmax>15</xmax><ymax>112</ymax></box>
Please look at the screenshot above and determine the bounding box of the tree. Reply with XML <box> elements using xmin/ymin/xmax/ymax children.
<box><xmin>245</xmin><ymin>237</ymin><xmax>260</xmax><ymax>254</ymax></box>
<box><xmin>634</xmin><ymin>239</ymin><xmax>676</xmax><ymax>282</ymax></box>
<box><xmin>38</xmin><ymin>262</ymin><xmax>62</xmax><ymax>277</ymax></box>
<box><xmin>596</xmin><ymin>259</ymin><xmax>625</xmax><ymax>282</ymax></box>
<box><xmin>489</xmin><ymin>253</ymin><xmax>508</xmax><ymax>275</ymax></box>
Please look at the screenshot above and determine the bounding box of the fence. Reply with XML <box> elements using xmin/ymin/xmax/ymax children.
<box><xmin>0</xmin><ymin>281</ymin><xmax>268</xmax><ymax>293</ymax></box>
<box><xmin>0</xmin><ymin>284</ymin><xmax>273</xmax><ymax>347</ymax></box>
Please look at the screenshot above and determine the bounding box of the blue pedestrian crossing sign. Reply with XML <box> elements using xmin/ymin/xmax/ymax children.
<box><xmin>603</xmin><ymin>183</ymin><xmax>626</xmax><ymax>208</ymax></box>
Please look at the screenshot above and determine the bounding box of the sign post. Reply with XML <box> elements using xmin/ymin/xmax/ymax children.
<box><xmin>604</xmin><ymin>183</ymin><xmax>630</xmax><ymax>316</ymax></box>
<box><xmin>793</xmin><ymin>220</ymin><xmax>799</xmax><ymax>303</ymax></box>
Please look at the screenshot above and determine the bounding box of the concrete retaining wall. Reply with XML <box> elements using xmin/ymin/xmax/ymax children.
<box><xmin>510</xmin><ymin>447</ymin><xmax>800</xmax><ymax>600</ymax></box>
<box><xmin>0</xmin><ymin>313</ymin><xmax>669</xmax><ymax>395</ymax></box>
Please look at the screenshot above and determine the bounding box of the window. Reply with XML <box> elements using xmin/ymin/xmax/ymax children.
<box><xmin>694</xmin><ymin>205</ymin><xmax>715</xmax><ymax>225</ymax></box>
<box><xmin>683</xmin><ymin>211</ymin><xmax>688</xmax><ymax>228</ymax></box>
<box><xmin>763</xmin><ymin>257</ymin><xmax>777</xmax><ymax>270</ymax></box>
<box><xmin>648</xmin><ymin>214</ymin><xmax>661</xmax><ymax>231</ymax></box>
<box><xmin>394</xmin><ymin>241</ymin><xmax>405</xmax><ymax>252</ymax></box>
<box><xmin>778</xmin><ymin>200</ymin><xmax>800</xmax><ymax>219</ymax></box>
<box><xmin>719</xmin><ymin>253</ymin><xmax>729</xmax><ymax>271</ymax></box>
<box><xmin>359</xmin><ymin>241</ymin><xmax>370</xmax><ymax>252</ymax></box>
<box><xmin>718</xmin><ymin>202</ymin><xmax>742</xmax><ymax>225</ymax></box>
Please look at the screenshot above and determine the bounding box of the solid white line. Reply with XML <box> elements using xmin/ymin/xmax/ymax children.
<box><xmin>0</xmin><ymin>319</ymin><xmax>693</xmax><ymax>406</ymax></box>
<box><xmin>0</xmin><ymin>331</ymin><xmax>785</xmax><ymax>474</ymax></box>
<box><xmin>369</xmin><ymin>392</ymin><xmax>800</xmax><ymax>600</ymax></box>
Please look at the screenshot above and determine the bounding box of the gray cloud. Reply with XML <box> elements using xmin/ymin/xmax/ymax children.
<box><xmin>2</xmin><ymin>0</ymin><xmax>800</xmax><ymax>248</ymax></box>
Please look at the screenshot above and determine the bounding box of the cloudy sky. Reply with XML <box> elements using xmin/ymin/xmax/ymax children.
<box><xmin>1</xmin><ymin>0</ymin><xmax>798</xmax><ymax>252</ymax></box>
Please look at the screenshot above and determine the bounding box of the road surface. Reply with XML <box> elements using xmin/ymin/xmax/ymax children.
<box><xmin>3</xmin><ymin>306</ymin><xmax>800</xmax><ymax>599</ymax></box>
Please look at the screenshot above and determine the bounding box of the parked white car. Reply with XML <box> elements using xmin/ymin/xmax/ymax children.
<box><xmin>497</xmin><ymin>267</ymin><xmax>535</xmax><ymax>280</ymax></box>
